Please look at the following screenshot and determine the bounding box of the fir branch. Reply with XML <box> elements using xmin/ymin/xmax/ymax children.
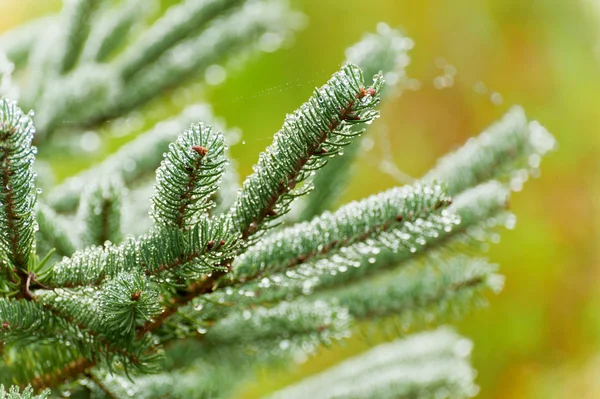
<box><xmin>47</xmin><ymin>104</ymin><xmax>217</xmax><ymax>213</ymax></box>
<box><xmin>33</xmin><ymin>64</ymin><xmax>122</xmax><ymax>136</ymax></box>
<box><xmin>0</xmin><ymin>299</ymin><xmax>62</xmax><ymax>344</ymax></box>
<box><xmin>110</xmin><ymin>0</ymin><xmax>302</xmax><ymax>123</ymax></box>
<box><xmin>151</xmin><ymin>123</ymin><xmax>226</xmax><ymax>229</ymax></box>
<box><xmin>330</xmin><ymin>255</ymin><xmax>503</xmax><ymax>324</ymax></box>
<box><xmin>87</xmin><ymin>364</ymin><xmax>241</xmax><ymax>399</ymax></box>
<box><xmin>345</xmin><ymin>23</ymin><xmax>412</xmax><ymax>96</ymax></box>
<box><xmin>34</xmin><ymin>286</ymin><xmax>163</xmax><ymax>372</ymax></box>
<box><xmin>203</xmin><ymin>300</ymin><xmax>351</xmax><ymax>352</ymax></box>
<box><xmin>121</xmin><ymin>178</ymin><xmax>156</xmax><ymax>237</ymax></box>
<box><xmin>211</xmin><ymin>157</ymin><xmax>240</xmax><ymax>216</ymax></box>
<box><xmin>233</xmin><ymin>183</ymin><xmax>453</xmax><ymax>284</ymax></box>
<box><xmin>116</xmin><ymin>0</ymin><xmax>247</xmax><ymax>81</ymax></box>
<box><xmin>424</xmin><ymin>106</ymin><xmax>556</xmax><ymax>195</ymax></box>
<box><xmin>30</xmin><ymin>357</ymin><xmax>94</xmax><ymax>391</ymax></box>
<box><xmin>300</xmin><ymin>24</ymin><xmax>412</xmax><ymax>220</ymax></box>
<box><xmin>99</xmin><ymin>272</ymin><xmax>161</xmax><ymax>338</ymax></box>
<box><xmin>36</xmin><ymin>203</ymin><xmax>78</xmax><ymax>257</ymax></box>
<box><xmin>229</xmin><ymin>63</ymin><xmax>384</xmax><ymax>242</ymax></box>
<box><xmin>0</xmin><ymin>16</ymin><xmax>55</xmax><ymax>68</ymax></box>
<box><xmin>180</xmin><ymin>182</ymin><xmax>505</xmax><ymax>323</ymax></box>
<box><xmin>30</xmin><ymin>0</ymin><xmax>303</xmax><ymax>135</ymax></box>
<box><xmin>46</xmin><ymin>216</ymin><xmax>237</xmax><ymax>288</ymax></box>
<box><xmin>0</xmin><ymin>51</ymin><xmax>18</xmax><ymax>100</ymax></box>
<box><xmin>84</xmin><ymin>372</ymin><xmax>120</xmax><ymax>399</ymax></box>
<box><xmin>57</xmin><ymin>0</ymin><xmax>103</xmax><ymax>74</ymax></box>
<box><xmin>21</xmin><ymin>26</ymin><xmax>61</xmax><ymax>108</ymax></box>
<box><xmin>0</xmin><ymin>99</ymin><xmax>37</xmax><ymax>278</ymax></box>
<box><xmin>77</xmin><ymin>178</ymin><xmax>125</xmax><ymax>247</ymax></box>
<box><xmin>155</xmin><ymin>63</ymin><xmax>386</xmax><ymax>327</ymax></box>
<box><xmin>310</xmin><ymin>180</ymin><xmax>510</xmax><ymax>291</ymax></box>
<box><xmin>0</xmin><ymin>385</ymin><xmax>49</xmax><ymax>399</ymax></box>
<box><xmin>2</xmin><ymin>342</ymin><xmax>85</xmax><ymax>389</ymax></box>
<box><xmin>266</xmin><ymin>328</ymin><xmax>476</xmax><ymax>399</ymax></box>
<box><xmin>81</xmin><ymin>0</ymin><xmax>156</xmax><ymax>63</ymax></box>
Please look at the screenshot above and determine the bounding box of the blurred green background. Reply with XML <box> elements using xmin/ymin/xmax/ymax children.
<box><xmin>1</xmin><ymin>0</ymin><xmax>599</xmax><ymax>398</ymax></box>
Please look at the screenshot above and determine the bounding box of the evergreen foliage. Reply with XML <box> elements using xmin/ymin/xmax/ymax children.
<box><xmin>267</xmin><ymin>328</ymin><xmax>477</xmax><ymax>399</ymax></box>
<box><xmin>0</xmin><ymin>2</ymin><xmax>556</xmax><ymax>398</ymax></box>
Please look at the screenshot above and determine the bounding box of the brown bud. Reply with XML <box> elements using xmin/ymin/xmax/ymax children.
<box><xmin>356</xmin><ymin>87</ymin><xmax>368</xmax><ymax>98</ymax></box>
<box><xmin>131</xmin><ymin>290</ymin><xmax>142</xmax><ymax>301</ymax></box>
<box><xmin>219</xmin><ymin>239</ymin><xmax>226</xmax><ymax>247</ymax></box>
<box><xmin>248</xmin><ymin>222</ymin><xmax>258</xmax><ymax>235</ymax></box>
<box><xmin>206</xmin><ymin>240</ymin><xmax>215</xmax><ymax>250</ymax></box>
<box><xmin>192</xmin><ymin>145</ymin><xmax>209</xmax><ymax>157</ymax></box>
<box><xmin>131</xmin><ymin>291</ymin><xmax>142</xmax><ymax>301</ymax></box>
<box><xmin>266</xmin><ymin>209</ymin><xmax>278</xmax><ymax>217</ymax></box>
<box><xmin>435</xmin><ymin>198</ymin><xmax>452</xmax><ymax>210</ymax></box>
<box><xmin>2</xmin><ymin>321</ymin><xmax>10</xmax><ymax>329</ymax></box>
<box><xmin>366</xmin><ymin>88</ymin><xmax>377</xmax><ymax>96</ymax></box>
<box><xmin>396</xmin><ymin>214</ymin><xmax>404</xmax><ymax>222</ymax></box>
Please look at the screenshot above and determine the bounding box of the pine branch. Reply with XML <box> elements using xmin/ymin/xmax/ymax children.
<box><xmin>47</xmin><ymin>104</ymin><xmax>218</xmax><ymax>213</ymax></box>
<box><xmin>78</xmin><ymin>178</ymin><xmax>125</xmax><ymax>247</ymax></box>
<box><xmin>229</xmin><ymin>63</ymin><xmax>384</xmax><ymax>242</ymax></box>
<box><xmin>151</xmin><ymin>123</ymin><xmax>226</xmax><ymax>229</ymax></box>
<box><xmin>266</xmin><ymin>328</ymin><xmax>476</xmax><ymax>399</ymax></box>
<box><xmin>0</xmin><ymin>99</ymin><xmax>37</xmax><ymax>283</ymax></box>
<box><xmin>424</xmin><ymin>106</ymin><xmax>556</xmax><ymax>195</ymax></box>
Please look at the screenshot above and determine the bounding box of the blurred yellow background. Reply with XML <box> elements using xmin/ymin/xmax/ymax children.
<box><xmin>1</xmin><ymin>0</ymin><xmax>599</xmax><ymax>398</ymax></box>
